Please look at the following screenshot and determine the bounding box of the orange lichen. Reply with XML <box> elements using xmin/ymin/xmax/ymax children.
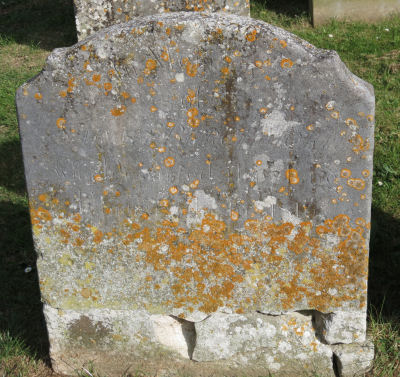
<box><xmin>104</xmin><ymin>82</ymin><xmax>112</xmax><ymax>91</ymax></box>
<box><xmin>347</xmin><ymin>178</ymin><xmax>366</xmax><ymax>191</ymax></box>
<box><xmin>362</xmin><ymin>170</ymin><xmax>370</xmax><ymax>178</ymax></box>
<box><xmin>280</xmin><ymin>58</ymin><xmax>293</xmax><ymax>68</ymax></box>
<box><xmin>38</xmin><ymin>194</ymin><xmax>47</xmax><ymax>202</ymax></box>
<box><xmin>340</xmin><ymin>169</ymin><xmax>352</xmax><ymax>179</ymax></box>
<box><xmin>286</xmin><ymin>169</ymin><xmax>299</xmax><ymax>185</ymax></box>
<box><xmin>81</xmin><ymin>288</ymin><xmax>91</xmax><ymax>298</ymax></box>
<box><xmin>110</xmin><ymin>105</ymin><xmax>127</xmax><ymax>117</ymax></box>
<box><xmin>349</xmin><ymin>134</ymin><xmax>370</xmax><ymax>154</ymax></box>
<box><xmin>164</xmin><ymin>157</ymin><xmax>175</xmax><ymax>168</ymax></box>
<box><xmin>220</xmin><ymin>66</ymin><xmax>229</xmax><ymax>75</ymax></box>
<box><xmin>185</xmin><ymin>60</ymin><xmax>199</xmax><ymax>77</ymax></box>
<box><xmin>94</xmin><ymin>174</ymin><xmax>104</xmax><ymax>182</ymax></box>
<box><xmin>56</xmin><ymin>118</ymin><xmax>66</xmax><ymax>129</ymax></box>
<box><xmin>345</xmin><ymin>118</ymin><xmax>358</xmax><ymax>127</ymax></box>
<box><xmin>34</xmin><ymin>93</ymin><xmax>43</xmax><ymax>100</ymax></box>
<box><xmin>231</xmin><ymin>211</ymin><xmax>239</xmax><ymax>221</ymax></box>
<box><xmin>264</xmin><ymin>75</ymin><xmax>271</xmax><ymax>81</ymax></box>
<box><xmin>256</xmin><ymin>160</ymin><xmax>262</xmax><ymax>166</ymax></box>
<box><xmin>160</xmin><ymin>199</ymin><xmax>169</xmax><ymax>207</ymax></box>
<box><xmin>169</xmin><ymin>186</ymin><xmax>179</xmax><ymax>195</ymax></box>
<box><xmin>331</xmin><ymin>111</ymin><xmax>340</xmax><ymax>119</ymax></box>
<box><xmin>92</xmin><ymin>74</ymin><xmax>101</xmax><ymax>82</ymax></box>
<box><xmin>167</xmin><ymin>121</ymin><xmax>175</xmax><ymax>128</ymax></box>
<box><xmin>245</xmin><ymin>30</ymin><xmax>257</xmax><ymax>42</ymax></box>
<box><xmin>145</xmin><ymin>59</ymin><xmax>157</xmax><ymax>75</ymax></box>
<box><xmin>93</xmin><ymin>229</ymin><xmax>103</xmax><ymax>243</ymax></box>
<box><xmin>259</xmin><ymin>107</ymin><xmax>268</xmax><ymax>114</ymax></box>
<box><xmin>280</xmin><ymin>40</ymin><xmax>287</xmax><ymax>48</ymax></box>
<box><xmin>73</xmin><ymin>213</ymin><xmax>82</xmax><ymax>223</ymax></box>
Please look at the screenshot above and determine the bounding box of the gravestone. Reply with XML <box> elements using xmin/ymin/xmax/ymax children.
<box><xmin>17</xmin><ymin>12</ymin><xmax>375</xmax><ymax>377</ymax></box>
<box><xmin>310</xmin><ymin>0</ymin><xmax>400</xmax><ymax>25</ymax></box>
<box><xmin>74</xmin><ymin>0</ymin><xmax>250</xmax><ymax>40</ymax></box>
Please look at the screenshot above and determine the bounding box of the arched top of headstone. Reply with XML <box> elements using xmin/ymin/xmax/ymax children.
<box><xmin>17</xmin><ymin>12</ymin><xmax>374</xmax><ymax>322</ymax></box>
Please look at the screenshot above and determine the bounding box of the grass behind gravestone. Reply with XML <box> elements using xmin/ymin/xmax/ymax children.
<box><xmin>0</xmin><ymin>0</ymin><xmax>399</xmax><ymax>376</ymax></box>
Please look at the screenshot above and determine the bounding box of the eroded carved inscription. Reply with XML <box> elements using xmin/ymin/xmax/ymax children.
<box><xmin>17</xmin><ymin>12</ymin><xmax>374</xmax><ymax>376</ymax></box>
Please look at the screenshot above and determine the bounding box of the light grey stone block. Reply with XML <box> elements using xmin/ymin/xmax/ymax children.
<box><xmin>332</xmin><ymin>339</ymin><xmax>374</xmax><ymax>377</ymax></box>
<box><xmin>193</xmin><ymin>312</ymin><xmax>335</xmax><ymax>376</ymax></box>
<box><xmin>314</xmin><ymin>310</ymin><xmax>367</xmax><ymax>344</ymax></box>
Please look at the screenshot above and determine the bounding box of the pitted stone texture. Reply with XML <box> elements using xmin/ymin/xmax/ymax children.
<box><xmin>44</xmin><ymin>304</ymin><xmax>194</xmax><ymax>375</ymax></box>
<box><xmin>332</xmin><ymin>339</ymin><xmax>374</xmax><ymax>377</ymax></box>
<box><xmin>74</xmin><ymin>0</ymin><xmax>250</xmax><ymax>40</ymax></box>
<box><xmin>314</xmin><ymin>310</ymin><xmax>367</xmax><ymax>344</ymax></box>
<box><xmin>17</xmin><ymin>11</ymin><xmax>374</xmax><ymax>321</ymax></box>
<box><xmin>17</xmin><ymin>12</ymin><xmax>374</xmax><ymax>373</ymax></box>
<box><xmin>193</xmin><ymin>312</ymin><xmax>335</xmax><ymax>376</ymax></box>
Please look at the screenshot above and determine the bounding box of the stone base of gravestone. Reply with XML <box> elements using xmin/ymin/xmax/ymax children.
<box><xmin>310</xmin><ymin>0</ymin><xmax>400</xmax><ymax>25</ymax></box>
<box><xmin>44</xmin><ymin>305</ymin><xmax>373</xmax><ymax>376</ymax></box>
<box><xmin>17</xmin><ymin>11</ymin><xmax>375</xmax><ymax>376</ymax></box>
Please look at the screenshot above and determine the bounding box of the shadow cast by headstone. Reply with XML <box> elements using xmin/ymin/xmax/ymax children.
<box><xmin>369</xmin><ymin>206</ymin><xmax>400</xmax><ymax>318</ymax></box>
<box><xmin>0</xmin><ymin>199</ymin><xmax>50</xmax><ymax>362</ymax></box>
<box><xmin>0</xmin><ymin>138</ymin><xmax>27</xmax><ymax>196</ymax></box>
<box><xmin>251</xmin><ymin>0</ymin><xmax>309</xmax><ymax>18</ymax></box>
<box><xmin>0</xmin><ymin>0</ymin><xmax>77</xmax><ymax>50</ymax></box>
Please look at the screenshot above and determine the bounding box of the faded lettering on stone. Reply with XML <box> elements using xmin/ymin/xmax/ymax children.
<box><xmin>17</xmin><ymin>12</ymin><xmax>374</xmax><ymax>376</ymax></box>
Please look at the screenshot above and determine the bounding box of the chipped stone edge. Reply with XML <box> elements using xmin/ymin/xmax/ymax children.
<box><xmin>43</xmin><ymin>303</ymin><xmax>374</xmax><ymax>377</ymax></box>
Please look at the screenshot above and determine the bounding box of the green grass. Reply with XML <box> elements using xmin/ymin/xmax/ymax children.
<box><xmin>0</xmin><ymin>0</ymin><xmax>399</xmax><ymax>376</ymax></box>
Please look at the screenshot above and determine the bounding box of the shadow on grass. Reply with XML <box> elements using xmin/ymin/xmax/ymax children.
<box><xmin>251</xmin><ymin>0</ymin><xmax>310</xmax><ymax>18</ymax></box>
<box><xmin>0</xmin><ymin>0</ymin><xmax>77</xmax><ymax>50</ymax></box>
<box><xmin>0</xmin><ymin>138</ymin><xmax>27</xmax><ymax>195</ymax></box>
<box><xmin>0</xmin><ymin>198</ymin><xmax>50</xmax><ymax>362</ymax></box>
<box><xmin>369</xmin><ymin>206</ymin><xmax>400</xmax><ymax>318</ymax></box>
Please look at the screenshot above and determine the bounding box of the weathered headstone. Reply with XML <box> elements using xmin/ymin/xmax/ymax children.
<box><xmin>17</xmin><ymin>12</ymin><xmax>375</xmax><ymax>376</ymax></box>
<box><xmin>310</xmin><ymin>0</ymin><xmax>400</xmax><ymax>25</ymax></box>
<box><xmin>74</xmin><ymin>0</ymin><xmax>250</xmax><ymax>40</ymax></box>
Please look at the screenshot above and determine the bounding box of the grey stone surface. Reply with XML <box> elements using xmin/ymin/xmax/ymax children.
<box><xmin>314</xmin><ymin>310</ymin><xmax>367</xmax><ymax>344</ymax></box>
<box><xmin>43</xmin><ymin>304</ymin><xmax>196</xmax><ymax>374</ymax></box>
<box><xmin>74</xmin><ymin>0</ymin><xmax>250</xmax><ymax>40</ymax></box>
<box><xmin>193</xmin><ymin>311</ymin><xmax>335</xmax><ymax>376</ymax></box>
<box><xmin>332</xmin><ymin>339</ymin><xmax>374</xmax><ymax>377</ymax></box>
<box><xmin>16</xmin><ymin>11</ymin><xmax>375</xmax><ymax>375</ymax></box>
<box><xmin>311</xmin><ymin>0</ymin><xmax>400</xmax><ymax>26</ymax></box>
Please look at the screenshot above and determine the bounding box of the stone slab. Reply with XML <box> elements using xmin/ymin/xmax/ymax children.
<box><xmin>332</xmin><ymin>339</ymin><xmax>374</xmax><ymax>377</ymax></box>
<box><xmin>310</xmin><ymin>0</ymin><xmax>400</xmax><ymax>26</ymax></box>
<box><xmin>17</xmin><ymin>11</ymin><xmax>375</xmax><ymax>374</ymax></box>
<box><xmin>314</xmin><ymin>310</ymin><xmax>367</xmax><ymax>344</ymax></box>
<box><xmin>193</xmin><ymin>312</ymin><xmax>335</xmax><ymax>376</ymax></box>
<box><xmin>74</xmin><ymin>0</ymin><xmax>250</xmax><ymax>40</ymax></box>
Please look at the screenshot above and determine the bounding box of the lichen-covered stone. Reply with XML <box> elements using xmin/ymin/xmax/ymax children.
<box><xmin>314</xmin><ymin>311</ymin><xmax>367</xmax><ymax>344</ymax></box>
<box><xmin>43</xmin><ymin>304</ymin><xmax>195</xmax><ymax>374</ymax></box>
<box><xmin>74</xmin><ymin>0</ymin><xmax>250</xmax><ymax>40</ymax></box>
<box><xmin>332</xmin><ymin>339</ymin><xmax>374</xmax><ymax>377</ymax></box>
<box><xmin>17</xmin><ymin>12</ymin><xmax>375</xmax><ymax>375</ymax></box>
<box><xmin>193</xmin><ymin>312</ymin><xmax>335</xmax><ymax>376</ymax></box>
